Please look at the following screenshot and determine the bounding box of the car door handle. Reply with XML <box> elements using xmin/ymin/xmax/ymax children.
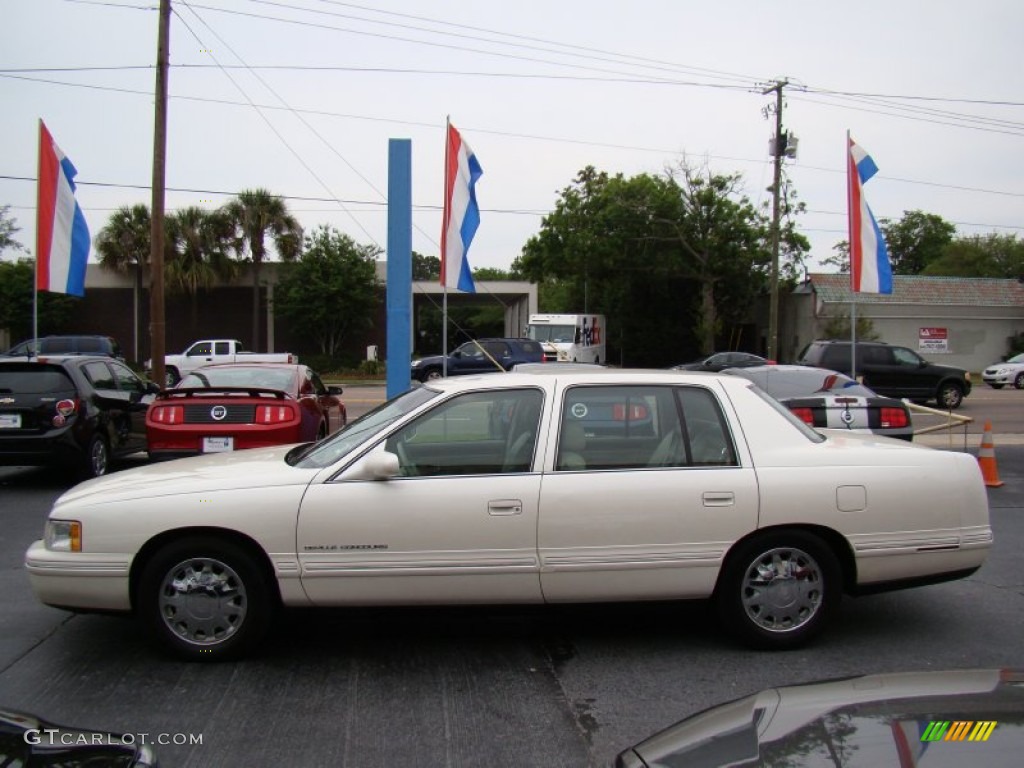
<box><xmin>488</xmin><ymin>499</ymin><xmax>523</xmax><ymax>516</ymax></box>
<box><xmin>702</xmin><ymin>492</ymin><xmax>735</xmax><ymax>507</ymax></box>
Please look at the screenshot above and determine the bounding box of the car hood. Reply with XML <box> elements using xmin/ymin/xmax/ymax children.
<box><xmin>620</xmin><ymin>669</ymin><xmax>1024</xmax><ymax>768</ymax></box>
<box><xmin>54</xmin><ymin>445</ymin><xmax>318</xmax><ymax>509</ymax></box>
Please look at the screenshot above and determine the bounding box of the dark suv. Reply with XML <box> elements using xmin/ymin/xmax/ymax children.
<box><xmin>4</xmin><ymin>335</ymin><xmax>124</xmax><ymax>360</ymax></box>
<box><xmin>411</xmin><ymin>338</ymin><xmax>545</xmax><ymax>382</ymax></box>
<box><xmin>0</xmin><ymin>356</ymin><xmax>158</xmax><ymax>479</ymax></box>
<box><xmin>796</xmin><ymin>340</ymin><xmax>972</xmax><ymax>409</ymax></box>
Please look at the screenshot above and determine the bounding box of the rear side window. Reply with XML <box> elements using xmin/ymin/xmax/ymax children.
<box><xmin>519</xmin><ymin>340</ymin><xmax>542</xmax><ymax>355</ymax></box>
<box><xmin>557</xmin><ymin>385</ymin><xmax>737</xmax><ymax>471</ymax></box>
<box><xmin>38</xmin><ymin>338</ymin><xmax>77</xmax><ymax>354</ymax></box>
<box><xmin>0</xmin><ymin>367</ymin><xmax>76</xmax><ymax>394</ymax></box>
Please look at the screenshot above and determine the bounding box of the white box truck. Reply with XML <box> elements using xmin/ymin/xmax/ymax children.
<box><xmin>526</xmin><ymin>314</ymin><xmax>606</xmax><ymax>364</ymax></box>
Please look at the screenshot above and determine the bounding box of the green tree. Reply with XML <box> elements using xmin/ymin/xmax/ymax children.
<box><xmin>412</xmin><ymin>251</ymin><xmax>440</xmax><ymax>280</ymax></box>
<box><xmin>883</xmin><ymin>210</ymin><xmax>956</xmax><ymax>275</ymax></box>
<box><xmin>1</xmin><ymin>205</ymin><xmax>24</xmax><ymax>257</ymax></box>
<box><xmin>94</xmin><ymin>204</ymin><xmax>152</xmax><ymax>361</ymax></box>
<box><xmin>274</xmin><ymin>225</ymin><xmax>380</xmax><ymax>358</ymax></box>
<box><xmin>224</xmin><ymin>189</ymin><xmax>302</xmax><ymax>351</ymax></box>
<box><xmin>923</xmin><ymin>233</ymin><xmax>1024</xmax><ymax>278</ymax></box>
<box><xmin>166</xmin><ymin>207</ymin><xmax>237</xmax><ymax>337</ymax></box>
<box><xmin>0</xmin><ymin>259</ymin><xmax>77</xmax><ymax>342</ymax></box>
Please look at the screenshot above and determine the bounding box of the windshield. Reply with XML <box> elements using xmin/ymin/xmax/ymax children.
<box><xmin>528</xmin><ymin>324</ymin><xmax>576</xmax><ymax>343</ymax></box>
<box><xmin>289</xmin><ymin>385</ymin><xmax>440</xmax><ymax>468</ymax></box>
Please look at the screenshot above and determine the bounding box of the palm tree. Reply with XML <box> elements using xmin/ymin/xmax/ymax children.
<box><xmin>223</xmin><ymin>189</ymin><xmax>301</xmax><ymax>351</ymax></box>
<box><xmin>166</xmin><ymin>207</ymin><xmax>237</xmax><ymax>339</ymax></box>
<box><xmin>94</xmin><ymin>204</ymin><xmax>151</xmax><ymax>362</ymax></box>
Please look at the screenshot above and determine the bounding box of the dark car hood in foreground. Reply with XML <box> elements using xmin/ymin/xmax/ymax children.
<box><xmin>617</xmin><ymin>669</ymin><xmax>1024</xmax><ymax>768</ymax></box>
<box><xmin>0</xmin><ymin>707</ymin><xmax>157</xmax><ymax>766</ymax></box>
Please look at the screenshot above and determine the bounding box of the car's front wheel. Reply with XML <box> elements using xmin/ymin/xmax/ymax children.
<box><xmin>1015</xmin><ymin>373</ymin><xmax>1024</xmax><ymax>390</ymax></box>
<box><xmin>936</xmin><ymin>382</ymin><xmax>964</xmax><ymax>409</ymax></box>
<box><xmin>138</xmin><ymin>537</ymin><xmax>274</xmax><ymax>661</ymax></box>
<box><xmin>715</xmin><ymin>531</ymin><xmax>840</xmax><ymax>650</ymax></box>
<box><xmin>424</xmin><ymin>368</ymin><xmax>443</xmax><ymax>381</ymax></box>
<box><xmin>989</xmin><ymin>383</ymin><xmax>1005</xmax><ymax>389</ymax></box>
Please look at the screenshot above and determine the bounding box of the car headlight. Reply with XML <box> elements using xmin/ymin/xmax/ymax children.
<box><xmin>411</xmin><ymin>359</ymin><xmax>422</xmax><ymax>367</ymax></box>
<box><xmin>45</xmin><ymin>520</ymin><xmax>82</xmax><ymax>552</ymax></box>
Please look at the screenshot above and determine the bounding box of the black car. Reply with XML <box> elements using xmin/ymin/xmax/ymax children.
<box><xmin>671</xmin><ymin>351</ymin><xmax>770</xmax><ymax>372</ymax></box>
<box><xmin>0</xmin><ymin>356</ymin><xmax>158</xmax><ymax>479</ymax></box>
<box><xmin>0</xmin><ymin>707</ymin><xmax>157</xmax><ymax>766</ymax></box>
<box><xmin>410</xmin><ymin>338</ymin><xmax>545</xmax><ymax>382</ymax></box>
<box><xmin>796</xmin><ymin>339</ymin><xmax>972</xmax><ymax>409</ymax></box>
<box><xmin>4</xmin><ymin>334</ymin><xmax>125</xmax><ymax>360</ymax></box>
<box><xmin>617</xmin><ymin>668</ymin><xmax>1023</xmax><ymax>768</ymax></box>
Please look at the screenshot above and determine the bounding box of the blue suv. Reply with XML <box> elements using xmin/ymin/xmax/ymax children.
<box><xmin>411</xmin><ymin>338</ymin><xmax>545</xmax><ymax>382</ymax></box>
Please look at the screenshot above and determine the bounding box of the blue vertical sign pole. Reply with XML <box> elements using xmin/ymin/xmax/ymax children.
<box><xmin>386</xmin><ymin>139</ymin><xmax>413</xmax><ymax>400</ymax></box>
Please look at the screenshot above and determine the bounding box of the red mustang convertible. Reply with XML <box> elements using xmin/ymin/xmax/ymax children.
<box><xmin>146</xmin><ymin>363</ymin><xmax>346</xmax><ymax>460</ymax></box>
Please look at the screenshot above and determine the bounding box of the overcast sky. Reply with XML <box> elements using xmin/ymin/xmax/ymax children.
<box><xmin>2</xmin><ymin>0</ymin><xmax>1022</xmax><ymax>275</ymax></box>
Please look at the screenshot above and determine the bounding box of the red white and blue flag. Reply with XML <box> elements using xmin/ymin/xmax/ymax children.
<box><xmin>440</xmin><ymin>122</ymin><xmax>482</xmax><ymax>294</ymax></box>
<box><xmin>847</xmin><ymin>136</ymin><xmax>892</xmax><ymax>294</ymax></box>
<box><xmin>36</xmin><ymin>120</ymin><xmax>90</xmax><ymax>296</ymax></box>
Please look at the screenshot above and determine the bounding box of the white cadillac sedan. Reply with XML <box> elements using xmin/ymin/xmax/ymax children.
<box><xmin>25</xmin><ymin>369</ymin><xmax>992</xmax><ymax>661</ymax></box>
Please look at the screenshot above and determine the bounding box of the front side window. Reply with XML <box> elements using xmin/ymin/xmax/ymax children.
<box><xmin>110</xmin><ymin>362</ymin><xmax>145</xmax><ymax>393</ymax></box>
<box><xmin>893</xmin><ymin>347</ymin><xmax>923</xmax><ymax>366</ymax></box>
<box><xmin>188</xmin><ymin>342</ymin><xmax>212</xmax><ymax>356</ymax></box>
<box><xmin>556</xmin><ymin>385</ymin><xmax>737</xmax><ymax>471</ymax></box>
<box><xmin>385</xmin><ymin>388</ymin><xmax>544</xmax><ymax>477</ymax></box>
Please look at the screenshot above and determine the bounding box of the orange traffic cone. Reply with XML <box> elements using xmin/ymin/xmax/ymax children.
<box><xmin>977</xmin><ymin>420</ymin><xmax>1004</xmax><ymax>488</ymax></box>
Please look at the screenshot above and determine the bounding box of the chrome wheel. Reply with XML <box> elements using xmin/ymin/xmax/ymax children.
<box><xmin>425</xmin><ymin>369</ymin><xmax>443</xmax><ymax>381</ymax></box>
<box><xmin>83</xmin><ymin>435</ymin><xmax>109</xmax><ymax>479</ymax></box>
<box><xmin>740</xmin><ymin>547</ymin><xmax>823</xmax><ymax>633</ymax></box>
<box><xmin>717</xmin><ymin>531</ymin><xmax>840</xmax><ymax>649</ymax></box>
<box><xmin>158</xmin><ymin>557</ymin><xmax>247</xmax><ymax>646</ymax></box>
<box><xmin>140</xmin><ymin>537</ymin><xmax>273</xmax><ymax>660</ymax></box>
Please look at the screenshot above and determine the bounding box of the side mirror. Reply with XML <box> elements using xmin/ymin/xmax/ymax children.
<box><xmin>362</xmin><ymin>451</ymin><xmax>401</xmax><ymax>481</ymax></box>
<box><xmin>452</xmin><ymin>350</ymin><xmax>462</xmax><ymax>359</ymax></box>
<box><xmin>146</xmin><ymin>382</ymin><xmax>162</xmax><ymax>394</ymax></box>
<box><xmin>328</xmin><ymin>385</ymin><xmax>344</xmax><ymax>396</ymax></box>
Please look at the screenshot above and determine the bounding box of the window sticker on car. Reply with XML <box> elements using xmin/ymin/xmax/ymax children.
<box><xmin>571</xmin><ymin>402</ymin><xmax>588</xmax><ymax>418</ymax></box>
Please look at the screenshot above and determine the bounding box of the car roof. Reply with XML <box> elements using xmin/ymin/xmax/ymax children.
<box><xmin>189</xmin><ymin>362</ymin><xmax>303</xmax><ymax>372</ymax></box>
<box><xmin>417</xmin><ymin>367</ymin><xmax>751</xmax><ymax>392</ymax></box>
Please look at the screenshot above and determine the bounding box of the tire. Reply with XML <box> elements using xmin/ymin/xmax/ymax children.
<box><xmin>1015</xmin><ymin>373</ymin><xmax>1024</xmax><ymax>390</ymax></box>
<box><xmin>81</xmin><ymin>434</ymin><xmax>110</xmax><ymax>479</ymax></box>
<box><xmin>165</xmin><ymin>367</ymin><xmax>180</xmax><ymax>387</ymax></box>
<box><xmin>936</xmin><ymin>382</ymin><xmax>964</xmax><ymax>409</ymax></box>
<box><xmin>137</xmin><ymin>537</ymin><xmax>274</xmax><ymax>661</ymax></box>
<box><xmin>715</xmin><ymin>531</ymin><xmax>840</xmax><ymax>650</ymax></box>
<box><xmin>989</xmin><ymin>383</ymin><xmax>1005</xmax><ymax>390</ymax></box>
<box><xmin>424</xmin><ymin>368</ymin><xmax>443</xmax><ymax>382</ymax></box>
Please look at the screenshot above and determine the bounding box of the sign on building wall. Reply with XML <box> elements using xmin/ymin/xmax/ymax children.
<box><xmin>919</xmin><ymin>327</ymin><xmax>949</xmax><ymax>353</ymax></box>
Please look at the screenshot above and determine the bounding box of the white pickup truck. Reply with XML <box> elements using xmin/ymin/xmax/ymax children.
<box><xmin>150</xmin><ymin>339</ymin><xmax>298</xmax><ymax>386</ymax></box>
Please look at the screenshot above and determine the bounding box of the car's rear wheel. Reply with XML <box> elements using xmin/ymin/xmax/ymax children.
<box><xmin>82</xmin><ymin>434</ymin><xmax>110</xmax><ymax>479</ymax></box>
<box><xmin>165</xmin><ymin>367</ymin><xmax>180</xmax><ymax>387</ymax></box>
<box><xmin>715</xmin><ymin>531</ymin><xmax>840</xmax><ymax>650</ymax></box>
<box><xmin>1015</xmin><ymin>373</ymin><xmax>1024</xmax><ymax>390</ymax></box>
<box><xmin>936</xmin><ymin>382</ymin><xmax>964</xmax><ymax>409</ymax></box>
<box><xmin>138</xmin><ymin>537</ymin><xmax>274</xmax><ymax>661</ymax></box>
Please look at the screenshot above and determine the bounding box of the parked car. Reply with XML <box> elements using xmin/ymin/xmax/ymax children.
<box><xmin>796</xmin><ymin>339</ymin><xmax>972</xmax><ymax>408</ymax></box>
<box><xmin>25</xmin><ymin>368</ymin><xmax>990</xmax><ymax>661</ymax></box>
<box><xmin>982</xmin><ymin>352</ymin><xmax>1024</xmax><ymax>389</ymax></box>
<box><xmin>410</xmin><ymin>338</ymin><xmax>544</xmax><ymax>381</ymax></box>
<box><xmin>146</xmin><ymin>339</ymin><xmax>298</xmax><ymax>386</ymax></box>
<box><xmin>4</xmin><ymin>334</ymin><xmax>124</xmax><ymax>360</ymax></box>
<box><xmin>616</xmin><ymin>668</ymin><xmax>1023</xmax><ymax>768</ymax></box>
<box><xmin>146</xmin><ymin>363</ymin><xmax>345</xmax><ymax>460</ymax></box>
<box><xmin>723</xmin><ymin>364</ymin><xmax>914</xmax><ymax>441</ymax></box>
<box><xmin>0</xmin><ymin>706</ymin><xmax>158</xmax><ymax>767</ymax></box>
<box><xmin>0</xmin><ymin>356</ymin><xmax>157</xmax><ymax>479</ymax></box>
<box><xmin>671</xmin><ymin>351</ymin><xmax>770</xmax><ymax>372</ymax></box>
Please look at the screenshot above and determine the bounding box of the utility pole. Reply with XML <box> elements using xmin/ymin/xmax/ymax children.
<box><xmin>149</xmin><ymin>0</ymin><xmax>170</xmax><ymax>386</ymax></box>
<box><xmin>762</xmin><ymin>79</ymin><xmax>787</xmax><ymax>363</ymax></box>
